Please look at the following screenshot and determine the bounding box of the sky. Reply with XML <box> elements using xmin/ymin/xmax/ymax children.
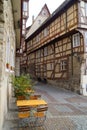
<box><xmin>26</xmin><ymin>0</ymin><xmax>65</xmax><ymax>27</ymax></box>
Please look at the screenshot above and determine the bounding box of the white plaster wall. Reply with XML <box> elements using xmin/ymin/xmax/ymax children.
<box><xmin>15</xmin><ymin>57</ymin><xmax>20</xmax><ymax>76</ymax></box>
<box><xmin>26</xmin><ymin>15</ymin><xmax>49</xmax><ymax>38</ymax></box>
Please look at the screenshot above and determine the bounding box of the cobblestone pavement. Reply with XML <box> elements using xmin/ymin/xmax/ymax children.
<box><xmin>3</xmin><ymin>82</ymin><xmax>87</xmax><ymax>130</ymax></box>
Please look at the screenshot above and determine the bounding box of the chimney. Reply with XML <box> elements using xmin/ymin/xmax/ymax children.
<box><xmin>32</xmin><ymin>15</ymin><xmax>34</xmax><ymax>24</ymax></box>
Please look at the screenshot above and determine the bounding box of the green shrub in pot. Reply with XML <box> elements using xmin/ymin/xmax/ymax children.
<box><xmin>11</xmin><ymin>74</ymin><xmax>34</xmax><ymax>99</ymax></box>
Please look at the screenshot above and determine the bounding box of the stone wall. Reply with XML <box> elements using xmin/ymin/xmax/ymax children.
<box><xmin>48</xmin><ymin>77</ymin><xmax>80</xmax><ymax>94</ymax></box>
<box><xmin>48</xmin><ymin>56</ymin><xmax>81</xmax><ymax>94</ymax></box>
<box><xmin>0</xmin><ymin>0</ymin><xmax>16</xmax><ymax>129</ymax></box>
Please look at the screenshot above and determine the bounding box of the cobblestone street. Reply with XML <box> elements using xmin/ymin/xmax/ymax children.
<box><xmin>3</xmin><ymin>82</ymin><xmax>87</xmax><ymax>130</ymax></box>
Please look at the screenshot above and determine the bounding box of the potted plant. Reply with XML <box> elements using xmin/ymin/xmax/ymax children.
<box><xmin>6</xmin><ymin>63</ymin><xmax>9</xmax><ymax>69</ymax></box>
<box><xmin>11</xmin><ymin>74</ymin><xmax>34</xmax><ymax>100</ymax></box>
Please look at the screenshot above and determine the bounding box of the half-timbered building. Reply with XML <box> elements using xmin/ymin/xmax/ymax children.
<box><xmin>20</xmin><ymin>4</ymin><xmax>50</xmax><ymax>74</ymax></box>
<box><xmin>26</xmin><ymin>0</ymin><xmax>87</xmax><ymax>94</ymax></box>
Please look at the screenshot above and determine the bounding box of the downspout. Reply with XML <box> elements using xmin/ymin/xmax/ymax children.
<box><xmin>76</xmin><ymin>0</ymin><xmax>86</xmax><ymax>95</ymax></box>
<box><xmin>76</xmin><ymin>28</ymin><xmax>87</xmax><ymax>95</ymax></box>
<box><xmin>71</xmin><ymin>36</ymin><xmax>74</xmax><ymax>76</ymax></box>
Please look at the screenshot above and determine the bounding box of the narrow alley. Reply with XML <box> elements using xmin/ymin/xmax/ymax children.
<box><xmin>3</xmin><ymin>82</ymin><xmax>87</xmax><ymax>130</ymax></box>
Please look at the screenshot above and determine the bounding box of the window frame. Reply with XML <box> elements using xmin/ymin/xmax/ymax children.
<box><xmin>72</xmin><ymin>33</ymin><xmax>80</xmax><ymax>48</ymax></box>
<box><xmin>22</xmin><ymin>19</ymin><xmax>26</xmax><ymax>35</ymax></box>
<box><xmin>43</xmin><ymin>27</ymin><xmax>49</xmax><ymax>37</ymax></box>
<box><xmin>60</xmin><ymin>60</ymin><xmax>67</xmax><ymax>72</ymax></box>
<box><xmin>85</xmin><ymin>3</ymin><xmax>87</xmax><ymax>16</ymax></box>
<box><xmin>44</xmin><ymin>47</ymin><xmax>48</xmax><ymax>56</ymax></box>
<box><xmin>23</xmin><ymin>0</ymin><xmax>28</xmax><ymax>17</ymax></box>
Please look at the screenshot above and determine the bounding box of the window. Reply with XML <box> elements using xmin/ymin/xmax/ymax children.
<box><xmin>22</xmin><ymin>30</ymin><xmax>25</xmax><ymax>35</ymax></box>
<box><xmin>81</xmin><ymin>1</ymin><xmax>85</xmax><ymax>8</ymax></box>
<box><xmin>23</xmin><ymin>19</ymin><xmax>26</xmax><ymax>24</ymax></box>
<box><xmin>23</xmin><ymin>25</ymin><xmax>25</xmax><ymax>30</ymax></box>
<box><xmin>23</xmin><ymin>1</ymin><xmax>28</xmax><ymax>17</ymax></box>
<box><xmin>81</xmin><ymin>1</ymin><xmax>87</xmax><ymax>17</ymax></box>
<box><xmin>22</xmin><ymin>19</ymin><xmax>26</xmax><ymax>35</ymax></box>
<box><xmin>36</xmin><ymin>35</ymin><xmax>40</xmax><ymax>43</ymax></box>
<box><xmin>38</xmin><ymin>20</ymin><xmax>41</xmax><ymax>25</ymax></box>
<box><xmin>44</xmin><ymin>47</ymin><xmax>48</xmax><ymax>56</ymax></box>
<box><xmin>51</xmin><ymin>63</ymin><xmax>54</xmax><ymax>70</ymax></box>
<box><xmin>23</xmin><ymin>1</ymin><xmax>27</xmax><ymax>11</ymax></box>
<box><xmin>60</xmin><ymin>60</ymin><xmax>67</xmax><ymax>71</ymax></box>
<box><xmin>73</xmin><ymin>33</ymin><xmax>80</xmax><ymax>47</ymax></box>
<box><xmin>42</xmin><ymin>9</ymin><xmax>48</xmax><ymax>16</ymax></box>
<box><xmin>85</xmin><ymin>32</ymin><xmax>87</xmax><ymax>46</ymax></box>
<box><xmin>85</xmin><ymin>3</ymin><xmax>87</xmax><ymax>16</ymax></box>
<box><xmin>37</xmin><ymin>51</ymin><xmax>41</xmax><ymax>58</ymax></box>
<box><xmin>44</xmin><ymin>28</ymin><xmax>49</xmax><ymax>37</ymax></box>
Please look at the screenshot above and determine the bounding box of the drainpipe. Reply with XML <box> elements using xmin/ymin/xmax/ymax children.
<box><xmin>71</xmin><ymin>36</ymin><xmax>73</xmax><ymax>76</ymax></box>
<box><xmin>80</xmin><ymin>32</ymin><xmax>87</xmax><ymax>95</ymax></box>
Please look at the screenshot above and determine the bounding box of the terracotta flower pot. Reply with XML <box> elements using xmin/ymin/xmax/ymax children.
<box><xmin>6</xmin><ymin>63</ymin><xmax>9</xmax><ymax>69</ymax></box>
<box><xmin>10</xmin><ymin>66</ymin><xmax>12</xmax><ymax>70</ymax></box>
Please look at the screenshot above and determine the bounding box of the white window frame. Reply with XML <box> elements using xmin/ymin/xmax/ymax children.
<box><xmin>44</xmin><ymin>28</ymin><xmax>49</xmax><ymax>37</ymax></box>
<box><xmin>85</xmin><ymin>3</ymin><xmax>87</xmax><ymax>16</ymax></box>
<box><xmin>23</xmin><ymin>19</ymin><xmax>25</xmax><ymax>24</ymax></box>
<box><xmin>36</xmin><ymin>35</ymin><xmax>40</xmax><ymax>43</ymax></box>
<box><xmin>23</xmin><ymin>1</ymin><xmax>28</xmax><ymax>17</ymax></box>
<box><xmin>22</xmin><ymin>30</ymin><xmax>25</xmax><ymax>35</ymax></box>
<box><xmin>38</xmin><ymin>20</ymin><xmax>41</xmax><ymax>25</ymax></box>
<box><xmin>73</xmin><ymin>33</ymin><xmax>80</xmax><ymax>47</ymax></box>
<box><xmin>23</xmin><ymin>1</ymin><xmax>27</xmax><ymax>12</ymax></box>
<box><xmin>60</xmin><ymin>60</ymin><xmax>67</xmax><ymax>71</ymax></box>
<box><xmin>80</xmin><ymin>1</ymin><xmax>87</xmax><ymax>17</ymax></box>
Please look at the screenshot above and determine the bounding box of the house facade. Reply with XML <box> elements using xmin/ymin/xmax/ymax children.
<box><xmin>0</xmin><ymin>0</ymin><xmax>29</xmax><ymax>129</ymax></box>
<box><xmin>26</xmin><ymin>0</ymin><xmax>87</xmax><ymax>94</ymax></box>
<box><xmin>20</xmin><ymin>4</ymin><xmax>50</xmax><ymax>74</ymax></box>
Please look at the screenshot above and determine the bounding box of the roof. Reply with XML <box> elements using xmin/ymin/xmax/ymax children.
<box><xmin>26</xmin><ymin>0</ymin><xmax>76</xmax><ymax>42</ymax></box>
<box><xmin>26</xmin><ymin>3</ymin><xmax>50</xmax><ymax>38</ymax></box>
